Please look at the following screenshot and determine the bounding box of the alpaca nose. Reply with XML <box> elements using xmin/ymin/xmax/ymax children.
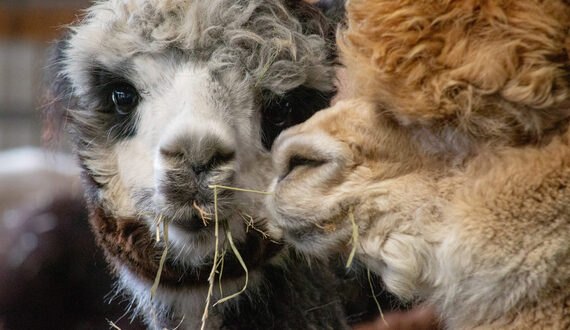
<box><xmin>159</xmin><ymin>129</ymin><xmax>236</xmax><ymax>176</ymax></box>
<box><xmin>272</xmin><ymin>132</ymin><xmax>329</xmax><ymax>182</ymax></box>
<box><xmin>189</xmin><ymin>150</ymin><xmax>235</xmax><ymax>175</ymax></box>
<box><xmin>280</xmin><ymin>154</ymin><xmax>326</xmax><ymax>181</ymax></box>
<box><xmin>160</xmin><ymin>146</ymin><xmax>235</xmax><ymax>175</ymax></box>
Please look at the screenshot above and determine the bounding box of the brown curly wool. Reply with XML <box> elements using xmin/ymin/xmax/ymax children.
<box><xmin>340</xmin><ymin>0</ymin><xmax>570</xmax><ymax>145</ymax></box>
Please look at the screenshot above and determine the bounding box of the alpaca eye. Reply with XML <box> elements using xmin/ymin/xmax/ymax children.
<box><xmin>111</xmin><ymin>85</ymin><xmax>139</xmax><ymax>115</ymax></box>
<box><xmin>266</xmin><ymin>99</ymin><xmax>293</xmax><ymax>127</ymax></box>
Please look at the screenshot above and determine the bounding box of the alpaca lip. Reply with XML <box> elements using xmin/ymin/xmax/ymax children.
<box><xmin>172</xmin><ymin>214</ymin><xmax>211</xmax><ymax>232</ymax></box>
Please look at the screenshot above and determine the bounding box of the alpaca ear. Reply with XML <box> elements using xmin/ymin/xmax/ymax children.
<box><xmin>42</xmin><ymin>37</ymin><xmax>74</xmax><ymax>147</ymax></box>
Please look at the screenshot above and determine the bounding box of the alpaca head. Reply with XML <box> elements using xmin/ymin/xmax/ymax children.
<box><xmin>47</xmin><ymin>0</ymin><xmax>336</xmax><ymax>259</ymax></box>
<box><xmin>266</xmin><ymin>99</ymin><xmax>431</xmax><ymax>257</ymax></box>
<box><xmin>44</xmin><ymin>1</ymin><xmax>344</xmax><ymax>323</ymax></box>
<box><xmin>266</xmin><ymin>1</ymin><xmax>570</xmax><ymax>326</ymax></box>
<box><xmin>266</xmin><ymin>0</ymin><xmax>570</xmax><ymax>255</ymax></box>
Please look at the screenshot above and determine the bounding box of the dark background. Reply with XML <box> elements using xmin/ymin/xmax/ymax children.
<box><xmin>0</xmin><ymin>1</ymin><xmax>145</xmax><ymax>329</ymax></box>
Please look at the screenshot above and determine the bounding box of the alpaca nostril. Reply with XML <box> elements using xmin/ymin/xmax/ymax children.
<box><xmin>192</xmin><ymin>150</ymin><xmax>235</xmax><ymax>175</ymax></box>
<box><xmin>159</xmin><ymin>130</ymin><xmax>236</xmax><ymax>176</ymax></box>
<box><xmin>280</xmin><ymin>154</ymin><xmax>326</xmax><ymax>181</ymax></box>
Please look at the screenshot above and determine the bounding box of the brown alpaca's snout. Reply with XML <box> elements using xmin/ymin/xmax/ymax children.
<box><xmin>266</xmin><ymin>127</ymin><xmax>356</xmax><ymax>255</ymax></box>
<box><xmin>266</xmin><ymin>102</ymin><xmax>378</xmax><ymax>254</ymax></box>
<box><xmin>270</xmin><ymin>101</ymin><xmax>369</xmax><ymax>184</ymax></box>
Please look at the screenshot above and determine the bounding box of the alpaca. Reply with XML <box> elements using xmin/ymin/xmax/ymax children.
<box><xmin>44</xmin><ymin>0</ymin><xmax>356</xmax><ymax>328</ymax></box>
<box><xmin>267</xmin><ymin>99</ymin><xmax>570</xmax><ymax>328</ymax></box>
<box><xmin>265</xmin><ymin>0</ymin><xmax>570</xmax><ymax>328</ymax></box>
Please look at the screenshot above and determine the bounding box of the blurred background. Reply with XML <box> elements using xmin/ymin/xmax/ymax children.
<box><xmin>0</xmin><ymin>1</ymin><xmax>144</xmax><ymax>329</ymax></box>
<box><xmin>0</xmin><ymin>0</ymin><xmax>87</xmax><ymax>149</ymax></box>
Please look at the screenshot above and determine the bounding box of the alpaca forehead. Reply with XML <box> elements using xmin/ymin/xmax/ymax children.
<box><xmin>75</xmin><ymin>0</ymin><xmax>218</xmax><ymax>52</ymax></box>
<box><xmin>69</xmin><ymin>0</ymin><xmax>288</xmax><ymax>58</ymax></box>
<box><xmin>135</xmin><ymin>63</ymin><xmax>232</xmax><ymax>120</ymax></box>
<box><xmin>66</xmin><ymin>0</ymin><xmax>335</xmax><ymax>94</ymax></box>
<box><xmin>132</xmin><ymin>66</ymin><xmax>252</xmax><ymax>155</ymax></box>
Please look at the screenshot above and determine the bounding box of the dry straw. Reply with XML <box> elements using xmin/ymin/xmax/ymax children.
<box><xmin>151</xmin><ymin>216</ymin><xmax>169</xmax><ymax>301</ymax></box>
<box><xmin>200</xmin><ymin>185</ymin><xmax>273</xmax><ymax>330</ymax></box>
<box><xmin>107</xmin><ymin>320</ymin><xmax>122</xmax><ymax>330</ymax></box>
<box><xmin>367</xmin><ymin>268</ymin><xmax>388</xmax><ymax>327</ymax></box>
<box><xmin>194</xmin><ymin>201</ymin><xmax>212</xmax><ymax>226</ymax></box>
<box><xmin>345</xmin><ymin>208</ymin><xmax>359</xmax><ymax>268</ymax></box>
<box><xmin>344</xmin><ymin>209</ymin><xmax>387</xmax><ymax>325</ymax></box>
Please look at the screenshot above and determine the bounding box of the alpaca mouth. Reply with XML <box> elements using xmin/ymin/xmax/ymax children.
<box><xmin>151</xmin><ymin>185</ymin><xmax>234</xmax><ymax>233</ymax></box>
<box><xmin>171</xmin><ymin>214</ymin><xmax>211</xmax><ymax>232</ymax></box>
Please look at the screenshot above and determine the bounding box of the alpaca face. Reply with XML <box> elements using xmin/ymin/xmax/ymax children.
<box><xmin>55</xmin><ymin>0</ymin><xmax>335</xmax><ymax>264</ymax></box>
<box><xmin>266</xmin><ymin>99</ymin><xmax>426</xmax><ymax>256</ymax></box>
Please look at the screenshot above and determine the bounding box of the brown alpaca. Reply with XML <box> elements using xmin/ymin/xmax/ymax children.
<box><xmin>265</xmin><ymin>0</ymin><xmax>570</xmax><ymax>328</ymax></box>
<box><xmin>267</xmin><ymin>99</ymin><xmax>569</xmax><ymax>329</ymax></box>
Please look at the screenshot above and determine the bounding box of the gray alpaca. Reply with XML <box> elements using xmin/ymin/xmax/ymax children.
<box><xmin>45</xmin><ymin>0</ymin><xmax>356</xmax><ymax>328</ymax></box>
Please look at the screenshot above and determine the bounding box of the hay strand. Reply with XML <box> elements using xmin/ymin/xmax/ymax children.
<box><xmin>107</xmin><ymin>319</ymin><xmax>122</xmax><ymax>330</ymax></box>
<box><xmin>241</xmin><ymin>213</ymin><xmax>266</xmax><ymax>237</ymax></box>
<box><xmin>172</xmin><ymin>315</ymin><xmax>185</xmax><ymax>330</ymax></box>
<box><xmin>213</xmin><ymin>224</ymin><xmax>248</xmax><ymax>306</ymax></box>
<box><xmin>314</xmin><ymin>222</ymin><xmax>336</xmax><ymax>233</ymax></box>
<box><xmin>367</xmin><ymin>268</ymin><xmax>388</xmax><ymax>327</ymax></box>
<box><xmin>150</xmin><ymin>218</ymin><xmax>168</xmax><ymax>300</ymax></box>
<box><xmin>345</xmin><ymin>209</ymin><xmax>358</xmax><ymax>268</ymax></box>
<box><xmin>217</xmin><ymin>247</ymin><xmax>227</xmax><ymax>297</ymax></box>
<box><xmin>155</xmin><ymin>214</ymin><xmax>163</xmax><ymax>243</ymax></box>
<box><xmin>200</xmin><ymin>185</ymin><xmax>273</xmax><ymax>329</ymax></box>
<box><xmin>200</xmin><ymin>186</ymin><xmax>221</xmax><ymax>330</ymax></box>
<box><xmin>241</xmin><ymin>212</ymin><xmax>280</xmax><ymax>244</ymax></box>
<box><xmin>207</xmin><ymin>185</ymin><xmax>274</xmax><ymax>195</ymax></box>
<box><xmin>194</xmin><ymin>201</ymin><xmax>212</xmax><ymax>226</ymax></box>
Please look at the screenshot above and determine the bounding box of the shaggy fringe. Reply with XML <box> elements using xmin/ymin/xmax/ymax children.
<box><xmin>68</xmin><ymin>0</ymin><xmax>336</xmax><ymax>95</ymax></box>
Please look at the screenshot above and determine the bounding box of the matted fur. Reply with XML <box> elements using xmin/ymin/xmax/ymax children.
<box><xmin>266</xmin><ymin>0</ymin><xmax>570</xmax><ymax>329</ymax></box>
<box><xmin>44</xmin><ymin>0</ymin><xmax>354</xmax><ymax>329</ymax></box>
